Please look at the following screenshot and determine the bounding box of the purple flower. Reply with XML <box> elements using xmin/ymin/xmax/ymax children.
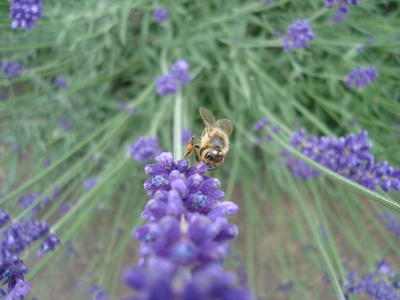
<box><xmin>282</xmin><ymin>20</ymin><xmax>315</xmax><ymax>52</ymax></box>
<box><xmin>281</xmin><ymin>151</ymin><xmax>321</xmax><ymax>179</ymax></box>
<box><xmin>333</xmin><ymin>10</ymin><xmax>348</xmax><ymax>24</ymax></box>
<box><xmin>346</xmin><ymin>67</ymin><xmax>378</xmax><ymax>89</ymax></box>
<box><xmin>325</xmin><ymin>0</ymin><xmax>360</xmax><ymax>24</ymax></box>
<box><xmin>11</xmin><ymin>145</ymin><xmax>21</xmax><ymax>152</ymax></box>
<box><xmin>37</xmin><ymin>233</ymin><xmax>61</xmax><ymax>257</ymax></box>
<box><xmin>253</xmin><ymin>118</ymin><xmax>269</xmax><ymax>131</ymax></box>
<box><xmin>0</xmin><ymin>207</ymin><xmax>60</xmax><ymax>295</ymax></box>
<box><xmin>8</xmin><ymin>0</ymin><xmax>43</xmax><ymax>30</ymax></box>
<box><xmin>279</xmin><ymin>281</ymin><xmax>294</xmax><ymax>292</ymax></box>
<box><xmin>0</xmin><ymin>210</ymin><xmax>11</xmax><ymax>228</ymax></box>
<box><xmin>155</xmin><ymin>74</ymin><xmax>179</xmax><ymax>96</ymax></box>
<box><xmin>2</xmin><ymin>62</ymin><xmax>25</xmax><ymax>80</ymax></box>
<box><xmin>123</xmin><ymin>258</ymin><xmax>250</xmax><ymax>300</ymax></box>
<box><xmin>122</xmin><ymin>152</ymin><xmax>250</xmax><ymax>299</ymax></box>
<box><xmin>283</xmin><ymin>129</ymin><xmax>400</xmax><ymax>193</ymax></box>
<box><xmin>380</xmin><ymin>213</ymin><xmax>400</xmax><ymax>238</ymax></box>
<box><xmin>60</xmin><ymin>118</ymin><xmax>72</xmax><ymax>131</ymax></box>
<box><xmin>130</xmin><ymin>106</ymin><xmax>138</xmax><ymax>115</ymax></box>
<box><xmin>53</xmin><ymin>76</ymin><xmax>67</xmax><ymax>89</ymax></box>
<box><xmin>153</xmin><ymin>8</ymin><xmax>168</xmax><ymax>24</ymax></box>
<box><xmin>119</xmin><ymin>101</ymin><xmax>127</xmax><ymax>110</ymax></box>
<box><xmin>170</xmin><ymin>60</ymin><xmax>191</xmax><ymax>86</ymax></box>
<box><xmin>59</xmin><ymin>202</ymin><xmax>75</xmax><ymax>215</ymax></box>
<box><xmin>155</xmin><ymin>60</ymin><xmax>191</xmax><ymax>96</ymax></box>
<box><xmin>7</xmin><ymin>280</ymin><xmax>32</xmax><ymax>298</ymax></box>
<box><xmin>128</xmin><ymin>136</ymin><xmax>163</xmax><ymax>164</ymax></box>
<box><xmin>342</xmin><ymin>260</ymin><xmax>400</xmax><ymax>299</ymax></box>
<box><xmin>376</xmin><ymin>260</ymin><xmax>395</xmax><ymax>277</ymax></box>
<box><xmin>18</xmin><ymin>192</ymin><xmax>43</xmax><ymax>216</ymax></box>
<box><xmin>83</xmin><ymin>177</ymin><xmax>99</xmax><ymax>190</ymax></box>
<box><xmin>43</xmin><ymin>158</ymin><xmax>51</xmax><ymax>168</ymax></box>
<box><xmin>87</xmin><ymin>284</ymin><xmax>110</xmax><ymax>300</ymax></box>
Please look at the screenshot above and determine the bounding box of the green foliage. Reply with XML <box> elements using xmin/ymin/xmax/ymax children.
<box><xmin>1</xmin><ymin>0</ymin><xmax>400</xmax><ymax>299</ymax></box>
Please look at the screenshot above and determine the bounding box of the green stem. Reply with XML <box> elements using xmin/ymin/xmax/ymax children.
<box><xmin>174</xmin><ymin>92</ymin><xmax>183</xmax><ymax>159</ymax></box>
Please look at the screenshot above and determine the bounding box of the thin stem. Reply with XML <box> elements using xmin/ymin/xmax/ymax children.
<box><xmin>174</xmin><ymin>92</ymin><xmax>182</xmax><ymax>159</ymax></box>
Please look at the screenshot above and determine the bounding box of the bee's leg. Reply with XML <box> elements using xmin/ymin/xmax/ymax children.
<box><xmin>208</xmin><ymin>164</ymin><xmax>218</xmax><ymax>171</ymax></box>
<box><xmin>189</xmin><ymin>135</ymin><xmax>201</xmax><ymax>144</ymax></box>
<box><xmin>184</xmin><ymin>135</ymin><xmax>201</xmax><ymax>159</ymax></box>
<box><xmin>193</xmin><ymin>145</ymin><xmax>201</xmax><ymax>163</ymax></box>
<box><xmin>184</xmin><ymin>149</ymin><xmax>193</xmax><ymax>159</ymax></box>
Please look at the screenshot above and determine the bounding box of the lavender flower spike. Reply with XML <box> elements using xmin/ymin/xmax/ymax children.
<box><xmin>153</xmin><ymin>8</ymin><xmax>168</xmax><ymax>24</ymax></box>
<box><xmin>9</xmin><ymin>0</ymin><xmax>43</xmax><ymax>30</ymax></box>
<box><xmin>53</xmin><ymin>76</ymin><xmax>68</xmax><ymax>89</ymax></box>
<box><xmin>2</xmin><ymin>62</ymin><xmax>25</xmax><ymax>80</ymax></box>
<box><xmin>283</xmin><ymin>129</ymin><xmax>400</xmax><ymax>193</ymax></box>
<box><xmin>128</xmin><ymin>136</ymin><xmax>163</xmax><ymax>163</ymax></box>
<box><xmin>155</xmin><ymin>74</ymin><xmax>179</xmax><ymax>96</ymax></box>
<box><xmin>170</xmin><ymin>59</ymin><xmax>191</xmax><ymax>86</ymax></box>
<box><xmin>346</xmin><ymin>67</ymin><xmax>378</xmax><ymax>89</ymax></box>
<box><xmin>325</xmin><ymin>0</ymin><xmax>360</xmax><ymax>24</ymax></box>
<box><xmin>83</xmin><ymin>177</ymin><xmax>99</xmax><ymax>190</ymax></box>
<box><xmin>122</xmin><ymin>152</ymin><xmax>251</xmax><ymax>299</ymax></box>
<box><xmin>282</xmin><ymin>20</ymin><xmax>315</xmax><ymax>52</ymax></box>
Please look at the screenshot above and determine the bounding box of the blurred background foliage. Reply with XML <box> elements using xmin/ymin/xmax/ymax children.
<box><xmin>1</xmin><ymin>0</ymin><xmax>400</xmax><ymax>299</ymax></box>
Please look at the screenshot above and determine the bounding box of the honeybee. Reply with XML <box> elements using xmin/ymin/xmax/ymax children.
<box><xmin>184</xmin><ymin>107</ymin><xmax>233</xmax><ymax>169</ymax></box>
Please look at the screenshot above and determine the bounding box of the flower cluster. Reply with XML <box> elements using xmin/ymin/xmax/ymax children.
<box><xmin>0</xmin><ymin>213</ymin><xmax>33</xmax><ymax>297</ymax></box>
<box><xmin>0</xmin><ymin>188</ymin><xmax>61</xmax><ymax>298</ymax></box>
<box><xmin>282</xmin><ymin>20</ymin><xmax>315</xmax><ymax>52</ymax></box>
<box><xmin>18</xmin><ymin>187</ymin><xmax>60</xmax><ymax>217</ymax></box>
<box><xmin>342</xmin><ymin>260</ymin><xmax>400</xmax><ymax>299</ymax></box>
<box><xmin>253</xmin><ymin>118</ymin><xmax>269</xmax><ymax>131</ymax></box>
<box><xmin>346</xmin><ymin>67</ymin><xmax>378</xmax><ymax>89</ymax></box>
<box><xmin>153</xmin><ymin>8</ymin><xmax>168</xmax><ymax>24</ymax></box>
<box><xmin>380</xmin><ymin>213</ymin><xmax>400</xmax><ymax>239</ymax></box>
<box><xmin>155</xmin><ymin>60</ymin><xmax>191</xmax><ymax>96</ymax></box>
<box><xmin>83</xmin><ymin>177</ymin><xmax>99</xmax><ymax>190</ymax></box>
<box><xmin>128</xmin><ymin>136</ymin><xmax>163</xmax><ymax>164</ymax></box>
<box><xmin>325</xmin><ymin>0</ymin><xmax>360</xmax><ymax>24</ymax></box>
<box><xmin>0</xmin><ymin>60</ymin><xmax>25</xmax><ymax>80</ymax></box>
<box><xmin>252</xmin><ymin>118</ymin><xmax>280</xmax><ymax>145</ymax></box>
<box><xmin>8</xmin><ymin>0</ymin><xmax>43</xmax><ymax>30</ymax></box>
<box><xmin>53</xmin><ymin>76</ymin><xmax>68</xmax><ymax>89</ymax></box>
<box><xmin>122</xmin><ymin>152</ymin><xmax>250</xmax><ymax>299</ymax></box>
<box><xmin>60</xmin><ymin>118</ymin><xmax>72</xmax><ymax>131</ymax></box>
<box><xmin>283</xmin><ymin>129</ymin><xmax>400</xmax><ymax>193</ymax></box>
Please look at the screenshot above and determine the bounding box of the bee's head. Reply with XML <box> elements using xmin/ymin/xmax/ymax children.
<box><xmin>204</xmin><ymin>151</ymin><xmax>224</xmax><ymax>164</ymax></box>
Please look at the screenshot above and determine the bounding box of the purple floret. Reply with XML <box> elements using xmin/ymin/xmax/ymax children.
<box><xmin>282</xmin><ymin>20</ymin><xmax>315</xmax><ymax>52</ymax></box>
<box><xmin>153</xmin><ymin>8</ymin><xmax>168</xmax><ymax>24</ymax></box>
<box><xmin>155</xmin><ymin>74</ymin><xmax>179</xmax><ymax>96</ymax></box>
<box><xmin>128</xmin><ymin>136</ymin><xmax>163</xmax><ymax>164</ymax></box>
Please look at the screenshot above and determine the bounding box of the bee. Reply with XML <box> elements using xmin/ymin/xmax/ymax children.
<box><xmin>184</xmin><ymin>107</ymin><xmax>233</xmax><ymax>169</ymax></box>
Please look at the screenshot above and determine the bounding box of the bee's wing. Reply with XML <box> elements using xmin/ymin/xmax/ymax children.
<box><xmin>216</xmin><ymin>119</ymin><xmax>233</xmax><ymax>136</ymax></box>
<box><xmin>199</xmin><ymin>107</ymin><xmax>216</xmax><ymax>135</ymax></box>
